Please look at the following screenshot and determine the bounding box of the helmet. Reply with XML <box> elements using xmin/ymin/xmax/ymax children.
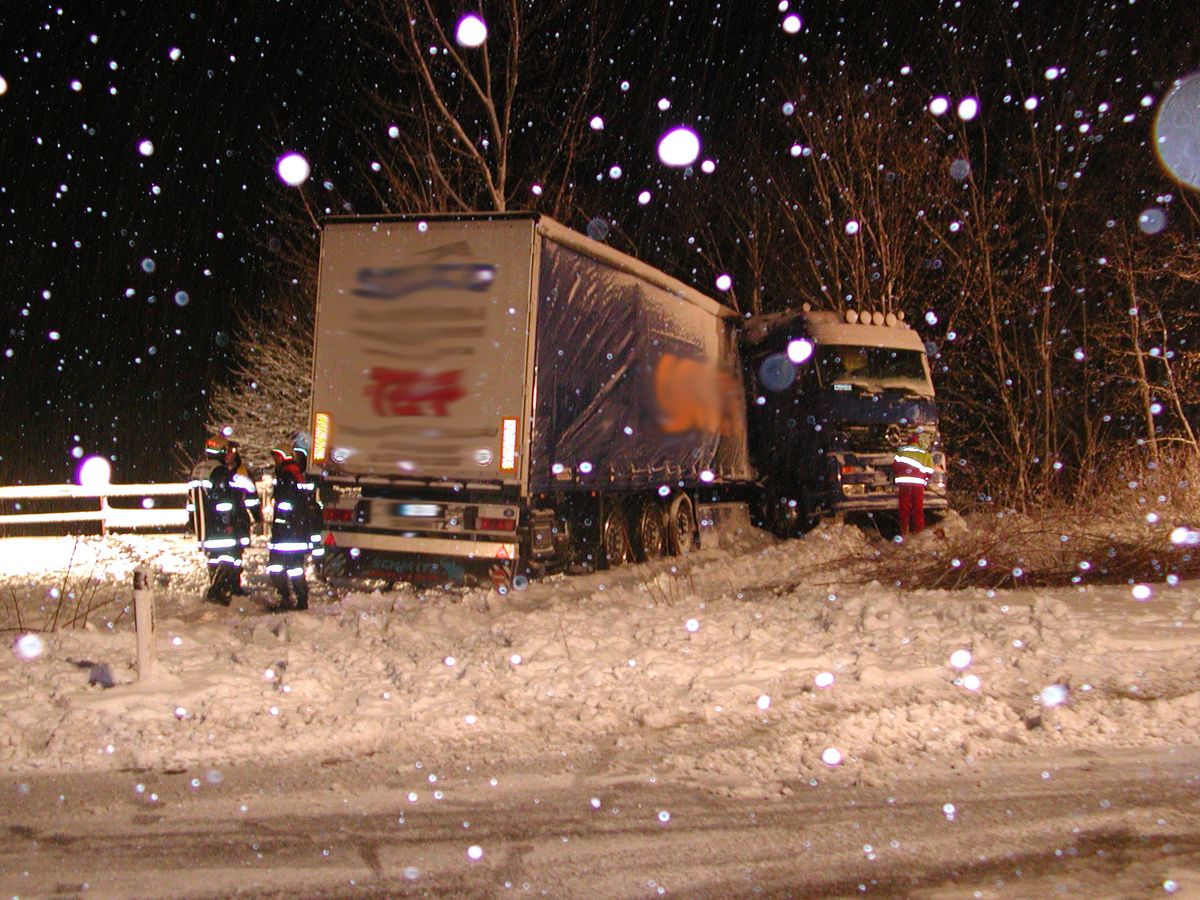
<box><xmin>204</xmin><ymin>436</ymin><xmax>228</xmax><ymax>456</ymax></box>
<box><xmin>270</xmin><ymin>447</ymin><xmax>291</xmax><ymax>464</ymax></box>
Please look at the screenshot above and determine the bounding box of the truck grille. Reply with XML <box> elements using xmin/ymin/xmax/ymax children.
<box><xmin>836</xmin><ymin>423</ymin><xmax>904</xmax><ymax>452</ymax></box>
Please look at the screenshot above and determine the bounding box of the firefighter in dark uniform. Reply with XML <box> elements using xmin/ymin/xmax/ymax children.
<box><xmin>266</xmin><ymin>447</ymin><xmax>317</xmax><ymax>610</ymax></box>
<box><xmin>288</xmin><ymin>434</ymin><xmax>326</xmax><ymax>566</ymax></box>
<box><xmin>224</xmin><ymin>440</ymin><xmax>263</xmax><ymax>596</ymax></box>
<box><xmin>290</xmin><ymin>436</ymin><xmax>326</xmax><ymax>565</ymax></box>
<box><xmin>188</xmin><ymin>436</ymin><xmax>253</xmax><ymax>604</ymax></box>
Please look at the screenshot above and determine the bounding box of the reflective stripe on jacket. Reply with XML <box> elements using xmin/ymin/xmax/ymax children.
<box><xmin>893</xmin><ymin>444</ymin><xmax>934</xmax><ymax>487</ymax></box>
<box><xmin>270</xmin><ymin>458</ymin><xmax>321</xmax><ymax>553</ymax></box>
<box><xmin>190</xmin><ymin>458</ymin><xmax>252</xmax><ymax>548</ymax></box>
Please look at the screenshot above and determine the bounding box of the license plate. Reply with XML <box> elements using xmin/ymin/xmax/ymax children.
<box><xmin>396</xmin><ymin>503</ymin><xmax>441</xmax><ymax>517</ymax></box>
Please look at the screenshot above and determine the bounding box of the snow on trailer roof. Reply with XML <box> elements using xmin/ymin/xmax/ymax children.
<box><xmin>320</xmin><ymin>211</ymin><xmax>738</xmax><ymax>322</ymax></box>
<box><xmin>534</xmin><ymin>217</ymin><xmax>737</xmax><ymax>321</ymax></box>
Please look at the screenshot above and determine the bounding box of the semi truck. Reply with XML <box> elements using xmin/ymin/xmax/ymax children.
<box><xmin>306</xmin><ymin>212</ymin><xmax>945</xmax><ymax>587</ymax></box>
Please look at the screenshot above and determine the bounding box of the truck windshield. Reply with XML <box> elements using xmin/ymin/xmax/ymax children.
<box><xmin>816</xmin><ymin>345</ymin><xmax>930</xmax><ymax>393</ymax></box>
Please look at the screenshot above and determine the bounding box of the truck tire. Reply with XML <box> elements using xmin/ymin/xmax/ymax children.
<box><xmin>666</xmin><ymin>493</ymin><xmax>698</xmax><ymax>556</ymax></box>
<box><xmin>765</xmin><ymin>490</ymin><xmax>815</xmax><ymax>538</ymax></box>
<box><xmin>634</xmin><ymin>500</ymin><xmax>668</xmax><ymax>561</ymax></box>
<box><xmin>766</xmin><ymin>493</ymin><xmax>799</xmax><ymax>537</ymax></box>
<box><xmin>601</xmin><ymin>505</ymin><xmax>632</xmax><ymax>569</ymax></box>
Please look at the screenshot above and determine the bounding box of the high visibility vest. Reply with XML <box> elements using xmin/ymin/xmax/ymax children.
<box><xmin>893</xmin><ymin>443</ymin><xmax>934</xmax><ymax>487</ymax></box>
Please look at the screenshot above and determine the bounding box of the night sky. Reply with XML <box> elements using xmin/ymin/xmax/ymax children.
<box><xmin>0</xmin><ymin>1</ymin><xmax>1192</xmax><ymax>486</ymax></box>
<box><xmin>0</xmin><ymin>2</ymin><xmax>357</xmax><ymax>484</ymax></box>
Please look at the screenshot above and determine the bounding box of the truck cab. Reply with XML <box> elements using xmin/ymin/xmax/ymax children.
<box><xmin>742</xmin><ymin>307</ymin><xmax>947</xmax><ymax>533</ymax></box>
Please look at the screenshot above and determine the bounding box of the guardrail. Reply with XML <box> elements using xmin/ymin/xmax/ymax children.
<box><xmin>0</xmin><ymin>483</ymin><xmax>191</xmax><ymax>533</ymax></box>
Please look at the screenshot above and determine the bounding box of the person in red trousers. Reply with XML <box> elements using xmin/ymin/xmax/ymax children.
<box><xmin>893</xmin><ymin>429</ymin><xmax>935</xmax><ymax>536</ymax></box>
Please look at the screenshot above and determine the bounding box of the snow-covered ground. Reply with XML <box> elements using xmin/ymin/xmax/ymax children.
<box><xmin>3</xmin><ymin>514</ymin><xmax>1200</xmax><ymax>797</ymax></box>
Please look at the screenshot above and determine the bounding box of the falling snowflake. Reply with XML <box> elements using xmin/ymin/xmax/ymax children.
<box><xmin>657</xmin><ymin>127</ymin><xmax>701</xmax><ymax>167</ymax></box>
<box><xmin>276</xmin><ymin>152</ymin><xmax>310</xmax><ymax>186</ymax></box>
<box><xmin>13</xmin><ymin>634</ymin><xmax>44</xmax><ymax>661</ymax></box>
<box><xmin>455</xmin><ymin>15</ymin><xmax>487</xmax><ymax>48</ymax></box>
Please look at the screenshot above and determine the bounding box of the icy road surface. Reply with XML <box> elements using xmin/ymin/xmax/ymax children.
<box><xmin>2</xmin><ymin>746</ymin><xmax>1199</xmax><ymax>897</ymax></box>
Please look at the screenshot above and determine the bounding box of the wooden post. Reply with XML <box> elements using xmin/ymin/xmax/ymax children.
<box><xmin>134</xmin><ymin>567</ymin><xmax>156</xmax><ymax>679</ymax></box>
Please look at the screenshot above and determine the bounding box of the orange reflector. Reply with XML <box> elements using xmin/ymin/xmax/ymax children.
<box><xmin>500</xmin><ymin>417</ymin><xmax>518</xmax><ymax>471</ymax></box>
<box><xmin>313</xmin><ymin>412</ymin><xmax>331</xmax><ymax>463</ymax></box>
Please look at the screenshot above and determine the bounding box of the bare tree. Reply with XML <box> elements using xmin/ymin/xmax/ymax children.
<box><xmin>1097</xmin><ymin>223</ymin><xmax>1200</xmax><ymax>463</ymax></box>
<box><xmin>767</xmin><ymin>75</ymin><xmax>958</xmax><ymax>316</ymax></box>
<box><xmin>924</xmin><ymin>30</ymin><xmax>1129</xmax><ymax>506</ymax></box>
<box><xmin>205</xmin><ymin>285</ymin><xmax>315</xmax><ymax>472</ymax></box>
<box><xmin>355</xmin><ymin>0</ymin><xmax>620</xmax><ymax>220</ymax></box>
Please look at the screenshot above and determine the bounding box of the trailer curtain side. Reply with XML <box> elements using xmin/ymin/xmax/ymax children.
<box><xmin>528</xmin><ymin>238</ymin><xmax>753</xmax><ymax>494</ymax></box>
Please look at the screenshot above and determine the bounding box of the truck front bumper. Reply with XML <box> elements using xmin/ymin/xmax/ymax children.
<box><xmin>831</xmin><ymin>490</ymin><xmax>950</xmax><ymax>513</ymax></box>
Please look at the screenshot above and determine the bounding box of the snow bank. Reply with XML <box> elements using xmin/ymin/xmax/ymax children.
<box><xmin>3</xmin><ymin>522</ymin><xmax>1200</xmax><ymax>796</ymax></box>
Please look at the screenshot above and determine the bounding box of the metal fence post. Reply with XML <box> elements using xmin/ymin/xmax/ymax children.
<box><xmin>134</xmin><ymin>567</ymin><xmax>156</xmax><ymax>679</ymax></box>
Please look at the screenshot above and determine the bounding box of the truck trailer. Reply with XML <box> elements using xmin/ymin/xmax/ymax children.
<box><xmin>306</xmin><ymin>212</ymin><xmax>945</xmax><ymax>586</ymax></box>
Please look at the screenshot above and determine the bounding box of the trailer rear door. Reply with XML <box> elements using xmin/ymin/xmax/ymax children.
<box><xmin>310</xmin><ymin>217</ymin><xmax>535</xmax><ymax>485</ymax></box>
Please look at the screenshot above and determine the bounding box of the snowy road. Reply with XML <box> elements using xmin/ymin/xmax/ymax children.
<box><xmin>3</xmin><ymin>746</ymin><xmax>1199</xmax><ymax>898</ymax></box>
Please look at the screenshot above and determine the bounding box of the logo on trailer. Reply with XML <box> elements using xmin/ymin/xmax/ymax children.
<box><xmin>654</xmin><ymin>353</ymin><xmax>741</xmax><ymax>436</ymax></box>
<box><xmin>364</xmin><ymin>369</ymin><xmax>466</xmax><ymax>417</ymax></box>
<box><xmin>353</xmin><ymin>263</ymin><xmax>497</xmax><ymax>299</ymax></box>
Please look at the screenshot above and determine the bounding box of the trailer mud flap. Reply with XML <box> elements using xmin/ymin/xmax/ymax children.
<box><xmin>323</xmin><ymin>547</ymin><xmax>513</xmax><ymax>589</ymax></box>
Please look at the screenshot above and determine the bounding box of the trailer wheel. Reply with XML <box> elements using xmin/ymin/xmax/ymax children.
<box><xmin>601</xmin><ymin>506</ymin><xmax>632</xmax><ymax>569</ymax></box>
<box><xmin>666</xmin><ymin>494</ymin><xmax>698</xmax><ymax>556</ymax></box>
<box><xmin>634</xmin><ymin>501</ymin><xmax>668</xmax><ymax>561</ymax></box>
